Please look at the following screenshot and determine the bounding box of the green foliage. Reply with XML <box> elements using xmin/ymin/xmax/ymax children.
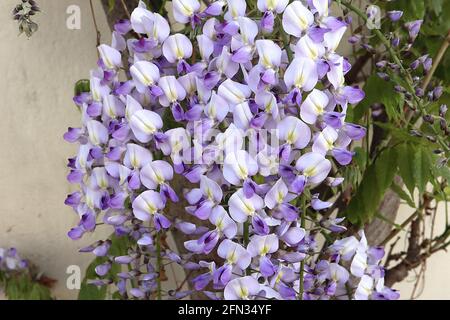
<box><xmin>412</xmin><ymin>146</ymin><xmax>433</xmax><ymax>195</ymax></box>
<box><xmin>77</xmin><ymin>258</ymin><xmax>108</xmax><ymax>300</ymax></box>
<box><xmin>346</xmin><ymin>146</ymin><xmax>398</xmax><ymax>224</ymax></box>
<box><xmin>346</xmin><ymin>140</ymin><xmax>439</xmax><ymax>224</ymax></box>
<box><xmin>74</xmin><ymin>79</ymin><xmax>90</xmax><ymax>96</ymax></box>
<box><xmin>396</xmin><ymin>143</ymin><xmax>418</xmax><ymax>197</ymax></box>
<box><xmin>391</xmin><ymin>181</ymin><xmax>416</xmax><ymax>208</ymax></box>
<box><xmin>78</xmin><ymin>234</ymin><xmax>130</xmax><ymax>300</ymax></box>
<box><xmin>108</xmin><ymin>0</ymin><xmax>116</xmax><ymax>12</ymax></box>
<box><xmin>353</xmin><ymin>75</ymin><xmax>404</xmax><ymax>122</ymax></box>
<box><xmin>1</xmin><ymin>273</ymin><xmax>52</xmax><ymax>300</ymax></box>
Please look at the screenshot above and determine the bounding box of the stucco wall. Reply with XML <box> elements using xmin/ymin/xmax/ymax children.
<box><xmin>0</xmin><ymin>0</ymin><xmax>113</xmax><ymax>299</ymax></box>
<box><xmin>0</xmin><ymin>0</ymin><xmax>448</xmax><ymax>300</ymax></box>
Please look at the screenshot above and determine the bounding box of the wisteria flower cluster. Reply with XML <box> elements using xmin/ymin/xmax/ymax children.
<box><xmin>0</xmin><ymin>248</ymin><xmax>28</xmax><ymax>274</ymax></box>
<box><xmin>12</xmin><ymin>0</ymin><xmax>40</xmax><ymax>38</ymax></box>
<box><xmin>65</xmin><ymin>0</ymin><xmax>399</xmax><ymax>300</ymax></box>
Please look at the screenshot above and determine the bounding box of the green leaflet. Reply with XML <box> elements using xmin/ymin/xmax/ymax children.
<box><xmin>396</xmin><ymin>143</ymin><xmax>433</xmax><ymax>196</ymax></box>
<box><xmin>3</xmin><ymin>274</ymin><xmax>52</xmax><ymax>300</ymax></box>
<box><xmin>108</xmin><ymin>0</ymin><xmax>116</xmax><ymax>12</ymax></box>
<box><xmin>373</xmin><ymin>122</ymin><xmax>426</xmax><ymax>145</ymax></box>
<box><xmin>391</xmin><ymin>181</ymin><xmax>416</xmax><ymax>208</ymax></box>
<box><xmin>412</xmin><ymin>147</ymin><xmax>432</xmax><ymax>195</ymax></box>
<box><xmin>346</xmin><ymin>147</ymin><xmax>398</xmax><ymax>225</ymax></box>
<box><xmin>77</xmin><ymin>257</ymin><xmax>108</xmax><ymax>300</ymax></box>
<box><xmin>74</xmin><ymin>79</ymin><xmax>90</xmax><ymax>96</ymax></box>
<box><xmin>346</xmin><ymin>142</ymin><xmax>437</xmax><ymax>224</ymax></box>
<box><xmin>430</xmin><ymin>0</ymin><xmax>444</xmax><ymax>15</ymax></box>
<box><xmin>78</xmin><ymin>234</ymin><xmax>130</xmax><ymax>300</ymax></box>
<box><xmin>397</xmin><ymin>143</ymin><xmax>417</xmax><ymax>197</ymax></box>
<box><xmin>352</xmin><ymin>75</ymin><xmax>403</xmax><ymax>122</ymax></box>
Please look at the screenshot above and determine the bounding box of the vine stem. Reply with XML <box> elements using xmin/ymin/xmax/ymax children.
<box><xmin>120</xmin><ymin>0</ymin><xmax>131</xmax><ymax>19</ymax></box>
<box><xmin>380</xmin><ymin>209</ymin><xmax>420</xmax><ymax>246</ymax></box>
<box><xmin>341</xmin><ymin>1</ymin><xmax>450</xmax><ymax>154</ymax></box>
<box><xmin>89</xmin><ymin>0</ymin><xmax>101</xmax><ymax>53</ymax></box>
<box><xmin>156</xmin><ymin>232</ymin><xmax>162</xmax><ymax>300</ymax></box>
<box><xmin>421</xmin><ymin>30</ymin><xmax>450</xmax><ymax>91</ymax></box>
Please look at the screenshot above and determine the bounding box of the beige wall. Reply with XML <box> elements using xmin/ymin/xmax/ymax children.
<box><xmin>0</xmin><ymin>0</ymin><xmax>112</xmax><ymax>299</ymax></box>
<box><xmin>0</xmin><ymin>0</ymin><xmax>448</xmax><ymax>300</ymax></box>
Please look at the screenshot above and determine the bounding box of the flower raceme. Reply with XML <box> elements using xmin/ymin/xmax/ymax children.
<box><xmin>64</xmin><ymin>0</ymin><xmax>397</xmax><ymax>300</ymax></box>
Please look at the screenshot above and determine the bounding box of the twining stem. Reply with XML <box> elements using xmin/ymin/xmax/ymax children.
<box><xmin>120</xmin><ymin>0</ymin><xmax>131</xmax><ymax>19</ymax></box>
<box><xmin>156</xmin><ymin>232</ymin><xmax>162</xmax><ymax>300</ymax></box>
<box><xmin>412</xmin><ymin>30</ymin><xmax>450</xmax><ymax>130</ymax></box>
<box><xmin>380</xmin><ymin>209</ymin><xmax>420</xmax><ymax>246</ymax></box>
<box><xmin>89</xmin><ymin>0</ymin><xmax>101</xmax><ymax>52</ymax></box>
<box><xmin>421</xmin><ymin>30</ymin><xmax>450</xmax><ymax>91</ymax></box>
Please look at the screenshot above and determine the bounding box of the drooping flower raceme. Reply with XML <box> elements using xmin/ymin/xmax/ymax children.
<box><xmin>65</xmin><ymin>0</ymin><xmax>397</xmax><ymax>300</ymax></box>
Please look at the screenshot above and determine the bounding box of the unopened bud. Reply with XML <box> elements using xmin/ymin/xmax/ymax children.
<box><xmin>439</xmin><ymin>104</ymin><xmax>448</xmax><ymax>117</ymax></box>
<box><xmin>415</xmin><ymin>87</ymin><xmax>424</xmax><ymax>97</ymax></box>
<box><xmin>422</xmin><ymin>114</ymin><xmax>434</xmax><ymax>124</ymax></box>
<box><xmin>377</xmin><ymin>72</ymin><xmax>390</xmax><ymax>81</ymax></box>
<box><xmin>433</xmin><ymin>86</ymin><xmax>443</xmax><ymax>100</ymax></box>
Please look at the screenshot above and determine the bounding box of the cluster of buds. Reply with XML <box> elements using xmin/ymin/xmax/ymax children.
<box><xmin>348</xmin><ymin>4</ymin><xmax>449</xmax><ymax>167</ymax></box>
<box><xmin>12</xmin><ymin>0</ymin><xmax>40</xmax><ymax>38</ymax></box>
<box><xmin>65</xmin><ymin>0</ymin><xmax>399</xmax><ymax>300</ymax></box>
<box><xmin>0</xmin><ymin>248</ymin><xmax>28</xmax><ymax>275</ymax></box>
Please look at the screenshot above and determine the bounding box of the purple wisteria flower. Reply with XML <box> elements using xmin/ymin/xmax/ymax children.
<box><xmin>64</xmin><ymin>0</ymin><xmax>398</xmax><ymax>301</ymax></box>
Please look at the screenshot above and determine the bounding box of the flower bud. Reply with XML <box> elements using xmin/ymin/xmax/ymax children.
<box><xmin>433</xmin><ymin>86</ymin><xmax>443</xmax><ymax>100</ymax></box>
<box><xmin>410</xmin><ymin>129</ymin><xmax>422</xmax><ymax>137</ymax></box>
<box><xmin>387</xmin><ymin>10</ymin><xmax>403</xmax><ymax>22</ymax></box>
<box><xmin>391</xmin><ymin>37</ymin><xmax>400</xmax><ymax>47</ymax></box>
<box><xmin>377</xmin><ymin>72</ymin><xmax>390</xmax><ymax>81</ymax></box>
<box><xmin>415</xmin><ymin>87</ymin><xmax>424</xmax><ymax>97</ymax></box>
<box><xmin>394</xmin><ymin>85</ymin><xmax>406</xmax><ymax>93</ymax></box>
<box><xmin>405</xmin><ymin>20</ymin><xmax>423</xmax><ymax>41</ymax></box>
<box><xmin>439</xmin><ymin>104</ymin><xmax>448</xmax><ymax>117</ymax></box>
<box><xmin>422</xmin><ymin>114</ymin><xmax>434</xmax><ymax>124</ymax></box>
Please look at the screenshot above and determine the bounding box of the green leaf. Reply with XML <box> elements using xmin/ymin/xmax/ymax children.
<box><xmin>78</xmin><ymin>234</ymin><xmax>130</xmax><ymax>300</ymax></box>
<box><xmin>346</xmin><ymin>147</ymin><xmax>398</xmax><ymax>224</ymax></box>
<box><xmin>397</xmin><ymin>143</ymin><xmax>417</xmax><ymax>196</ymax></box>
<box><xmin>430</xmin><ymin>0</ymin><xmax>444</xmax><ymax>15</ymax></box>
<box><xmin>108</xmin><ymin>0</ymin><xmax>116</xmax><ymax>12</ymax></box>
<box><xmin>391</xmin><ymin>182</ymin><xmax>416</xmax><ymax>208</ymax></box>
<box><xmin>74</xmin><ymin>79</ymin><xmax>90</xmax><ymax>96</ymax></box>
<box><xmin>3</xmin><ymin>273</ymin><xmax>51</xmax><ymax>300</ymax></box>
<box><xmin>433</xmin><ymin>164</ymin><xmax>450</xmax><ymax>182</ymax></box>
<box><xmin>353</xmin><ymin>75</ymin><xmax>403</xmax><ymax>122</ymax></box>
<box><xmin>413</xmin><ymin>147</ymin><xmax>432</xmax><ymax>195</ymax></box>
<box><xmin>77</xmin><ymin>258</ymin><xmax>107</xmax><ymax>300</ymax></box>
<box><xmin>373</xmin><ymin>122</ymin><xmax>425</xmax><ymax>145</ymax></box>
<box><xmin>28</xmin><ymin>283</ymin><xmax>52</xmax><ymax>300</ymax></box>
<box><xmin>444</xmin><ymin>186</ymin><xmax>450</xmax><ymax>196</ymax></box>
